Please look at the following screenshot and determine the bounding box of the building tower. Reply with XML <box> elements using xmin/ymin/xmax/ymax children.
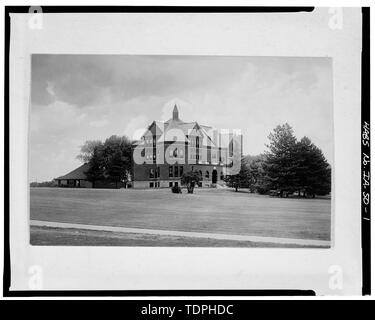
<box><xmin>172</xmin><ymin>104</ymin><xmax>179</xmax><ymax>121</ymax></box>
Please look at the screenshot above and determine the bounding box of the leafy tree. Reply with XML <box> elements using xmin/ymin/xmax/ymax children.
<box><xmin>181</xmin><ymin>170</ymin><xmax>202</xmax><ymax>194</ymax></box>
<box><xmin>77</xmin><ymin>140</ymin><xmax>103</xmax><ymax>163</ymax></box>
<box><xmin>85</xmin><ymin>146</ymin><xmax>105</xmax><ymax>188</ymax></box>
<box><xmin>101</xmin><ymin>135</ymin><xmax>133</xmax><ymax>188</ymax></box>
<box><xmin>30</xmin><ymin>180</ymin><xmax>58</xmax><ymax>188</ymax></box>
<box><xmin>248</xmin><ymin>154</ymin><xmax>267</xmax><ymax>193</ymax></box>
<box><xmin>78</xmin><ymin>135</ymin><xmax>133</xmax><ymax>188</ymax></box>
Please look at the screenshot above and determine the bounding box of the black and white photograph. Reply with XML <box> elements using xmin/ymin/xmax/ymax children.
<box><xmin>5</xmin><ymin>6</ymin><xmax>368</xmax><ymax>296</ymax></box>
<box><xmin>29</xmin><ymin>54</ymin><xmax>333</xmax><ymax>248</ymax></box>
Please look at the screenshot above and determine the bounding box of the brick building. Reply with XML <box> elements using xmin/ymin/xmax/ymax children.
<box><xmin>132</xmin><ymin>105</ymin><xmax>242</xmax><ymax>189</ymax></box>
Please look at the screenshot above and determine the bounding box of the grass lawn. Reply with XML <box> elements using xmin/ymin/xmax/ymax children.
<box><xmin>30</xmin><ymin>226</ymin><xmax>326</xmax><ymax>248</ymax></box>
<box><xmin>30</xmin><ymin>187</ymin><xmax>331</xmax><ymax>245</ymax></box>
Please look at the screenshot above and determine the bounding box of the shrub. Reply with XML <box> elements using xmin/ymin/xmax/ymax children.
<box><xmin>171</xmin><ymin>185</ymin><xmax>182</xmax><ymax>194</ymax></box>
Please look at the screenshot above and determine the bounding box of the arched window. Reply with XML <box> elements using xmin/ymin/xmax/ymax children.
<box><xmin>205</xmin><ymin>171</ymin><xmax>209</xmax><ymax>178</ymax></box>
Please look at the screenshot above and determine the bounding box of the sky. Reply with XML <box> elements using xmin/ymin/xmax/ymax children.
<box><xmin>30</xmin><ymin>54</ymin><xmax>333</xmax><ymax>182</ymax></box>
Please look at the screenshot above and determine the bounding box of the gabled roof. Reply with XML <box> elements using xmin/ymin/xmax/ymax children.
<box><xmin>135</xmin><ymin>104</ymin><xmax>219</xmax><ymax>147</ymax></box>
<box><xmin>55</xmin><ymin>163</ymin><xmax>89</xmax><ymax>180</ymax></box>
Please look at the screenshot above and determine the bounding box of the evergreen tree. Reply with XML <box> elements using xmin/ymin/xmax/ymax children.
<box><xmin>262</xmin><ymin>124</ymin><xmax>331</xmax><ymax>197</ymax></box>
<box><xmin>263</xmin><ymin>123</ymin><xmax>299</xmax><ymax>196</ymax></box>
<box><xmin>294</xmin><ymin>137</ymin><xmax>331</xmax><ymax>197</ymax></box>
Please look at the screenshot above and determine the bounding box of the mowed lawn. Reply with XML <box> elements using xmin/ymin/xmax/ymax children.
<box><xmin>30</xmin><ymin>187</ymin><xmax>331</xmax><ymax>241</ymax></box>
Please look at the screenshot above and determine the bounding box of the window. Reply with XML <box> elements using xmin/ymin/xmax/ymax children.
<box><xmin>220</xmin><ymin>172</ymin><xmax>224</xmax><ymax>180</ymax></box>
<box><xmin>169</xmin><ymin>182</ymin><xmax>173</xmax><ymax>187</ymax></box>
<box><xmin>174</xmin><ymin>166</ymin><xmax>179</xmax><ymax>177</ymax></box>
<box><xmin>205</xmin><ymin>171</ymin><xmax>210</xmax><ymax>178</ymax></box>
<box><xmin>179</xmin><ymin>166</ymin><xmax>183</xmax><ymax>176</ymax></box>
<box><xmin>149</xmin><ymin>182</ymin><xmax>154</xmax><ymax>188</ymax></box>
<box><xmin>149</xmin><ymin>168</ymin><xmax>155</xmax><ymax>179</ymax></box>
<box><xmin>169</xmin><ymin>166</ymin><xmax>173</xmax><ymax>177</ymax></box>
<box><xmin>196</xmin><ymin>137</ymin><xmax>200</xmax><ymax>148</ymax></box>
<box><xmin>175</xmin><ymin>182</ymin><xmax>178</xmax><ymax>187</ymax></box>
<box><xmin>173</xmin><ymin>148</ymin><xmax>178</xmax><ymax>158</ymax></box>
<box><xmin>199</xmin><ymin>170</ymin><xmax>202</xmax><ymax>177</ymax></box>
<box><xmin>157</xmin><ymin>167</ymin><xmax>160</xmax><ymax>178</ymax></box>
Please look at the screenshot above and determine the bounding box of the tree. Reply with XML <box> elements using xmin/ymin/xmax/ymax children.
<box><xmin>101</xmin><ymin>135</ymin><xmax>133</xmax><ymax>188</ymax></box>
<box><xmin>262</xmin><ymin>124</ymin><xmax>331</xmax><ymax>197</ymax></box>
<box><xmin>85</xmin><ymin>146</ymin><xmax>105</xmax><ymax>188</ymax></box>
<box><xmin>181</xmin><ymin>170</ymin><xmax>202</xmax><ymax>194</ymax></box>
<box><xmin>78</xmin><ymin>135</ymin><xmax>133</xmax><ymax>188</ymax></box>
<box><xmin>263</xmin><ymin>123</ymin><xmax>299</xmax><ymax>196</ymax></box>
<box><xmin>294</xmin><ymin>137</ymin><xmax>331</xmax><ymax>197</ymax></box>
<box><xmin>248</xmin><ymin>154</ymin><xmax>267</xmax><ymax>193</ymax></box>
<box><xmin>77</xmin><ymin>140</ymin><xmax>103</xmax><ymax>163</ymax></box>
<box><xmin>30</xmin><ymin>180</ymin><xmax>58</xmax><ymax>188</ymax></box>
<box><xmin>225</xmin><ymin>157</ymin><xmax>251</xmax><ymax>192</ymax></box>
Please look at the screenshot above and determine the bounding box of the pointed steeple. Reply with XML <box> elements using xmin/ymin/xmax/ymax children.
<box><xmin>172</xmin><ymin>104</ymin><xmax>179</xmax><ymax>120</ymax></box>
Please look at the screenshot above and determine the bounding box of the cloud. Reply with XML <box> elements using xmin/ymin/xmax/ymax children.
<box><xmin>30</xmin><ymin>100</ymin><xmax>86</xmax><ymax>136</ymax></box>
<box><xmin>90</xmin><ymin>119</ymin><xmax>109</xmax><ymax>128</ymax></box>
<box><xmin>31</xmin><ymin>55</ymin><xmax>247</xmax><ymax>109</ymax></box>
<box><xmin>123</xmin><ymin>115</ymin><xmax>149</xmax><ymax>140</ymax></box>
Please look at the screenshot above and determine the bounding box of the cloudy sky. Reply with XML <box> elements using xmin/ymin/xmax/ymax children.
<box><xmin>30</xmin><ymin>54</ymin><xmax>333</xmax><ymax>181</ymax></box>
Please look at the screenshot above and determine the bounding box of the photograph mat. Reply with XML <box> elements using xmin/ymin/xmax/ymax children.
<box><xmin>9</xmin><ymin>8</ymin><xmax>362</xmax><ymax>294</ymax></box>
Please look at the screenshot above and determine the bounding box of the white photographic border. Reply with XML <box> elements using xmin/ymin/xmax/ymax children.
<box><xmin>7</xmin><ymin>7</ymin><xmax>363</xmax><ymax>295</ymax></box>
